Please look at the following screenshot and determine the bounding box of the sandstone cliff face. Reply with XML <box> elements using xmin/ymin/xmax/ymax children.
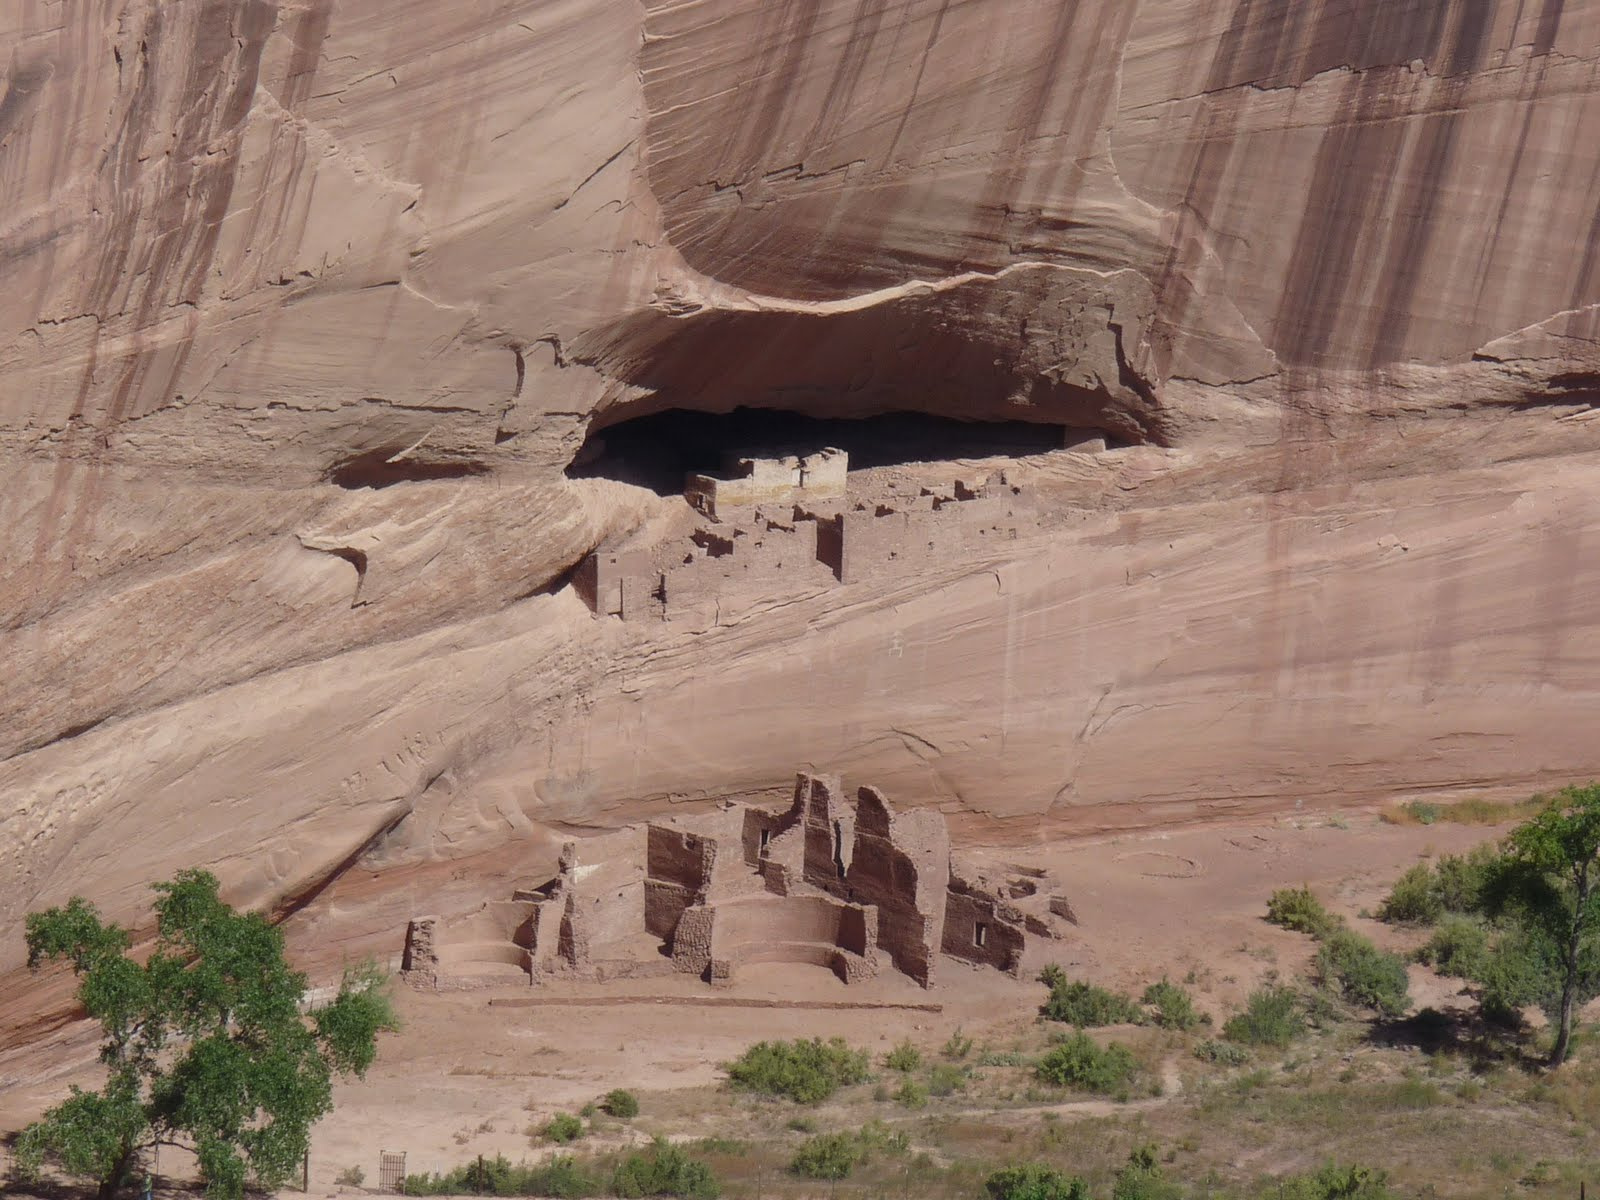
<box><xmin>4</xmin><ymin>0</ymin><xmax>1600</xmax><ymax>1028</ymax></box>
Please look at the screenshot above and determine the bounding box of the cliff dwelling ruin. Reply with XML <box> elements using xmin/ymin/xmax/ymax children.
<box><xmin>571</xmin><ymin>421</ymin><xmax>1095</xmax><ymax>623</ymax></box>
<box><xmin>402</xmin><ymin>772</ymin><xmax>1074</xmax><ymax>991</ymax></box>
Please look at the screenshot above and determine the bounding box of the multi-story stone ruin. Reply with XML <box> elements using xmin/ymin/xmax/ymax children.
<box><xmin>402</xmin><ymin>772</ymin><xmax>1072</xmax><ymax>990</ymax></box>
<box><xmin>684</xmin><ymin>447</ymin><xmax>847</xmax><ymax>519</ymax></box>
<box><xmin>575</xmin><ymin>450</ymin><xmax>1038</xmax><ymax>622</ymax></box>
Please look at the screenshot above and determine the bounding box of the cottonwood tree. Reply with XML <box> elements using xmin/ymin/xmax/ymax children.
<box><xmin>1490</xmin><ymin>783</ymin><xmax>1600</xmax><ymax>1066</ymax></box>
<box><xmin>16</xmin><ymin>870</ymin><xmax>395</xmax><ymax>1199</ymax></box>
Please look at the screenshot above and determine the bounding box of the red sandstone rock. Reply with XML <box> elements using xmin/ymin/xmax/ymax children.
<box><xmin>4</xmin><ymin>0</ymin><xmax>1600</xmax><ymax>1046</ymax></box>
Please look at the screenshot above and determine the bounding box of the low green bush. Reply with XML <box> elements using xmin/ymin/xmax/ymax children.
<box><xmin>1222</xmin><ymin>983</ymin><xmax>1305</xmax><ymax>1047</ymax></box>
<box><xmin>1037</xmin><ymin>964</ymin><xmax>1069</xmax><ymax>989</ymax></box>
<box><xmin>1269</xmin><ymin>1162</ymin><xmax>1396</xmax><ymax>1199</ymax></box>
<box><xmin>1432</xmin><ymin>847</ymin><xmax>1500</xmax><ymax>915</ymax></box>
<box><xmin>612</xmin><ymin>1139</ymin><xmax>719</xmax><ymax>1200</ymax></box>
<box><xmin>885</xmin><ymin>1040</ymin><xmax>921</xmax><ymax>1072</ymax></box>
<box><xmin>1266</xmin><ymin>887</ymin><xmax>1341</xmax><ymax>938</ymax></box>
<box><xmin>1035</xmin><ymin>1033</ymin><xmax>1137</xmax><ymax>1093</ymax></box>
<box><xmin>1193</xmin><ymin>1039</ymin><xmax>1251</xmax><ymax>1066</ymax></box>
<box><xmin>544</xmin><ymin>1113</ymin><xmax>585</xmax><ymax>1144</ymax></box>
<box><xmin>403</xmin><ymin>1154</ymin><xmax>601</xmax><ymax>1198</ymax></box>
<box><xmin>601</xmin><ymin>1089</ymin><xmax>640</xmax><ymax>1119</ymax></box>
<box><xmin>894</xmin><ymin>1078</ymin><xmax>928</xmax><ymax>1109</ymax></box>
<box><xmin>1041</xmin><ymin>978</ymin><xmax>1142</xmax><ymax>1027</ymax></box>
<box><xmin>724</xmin><ymin>1038</ymin><xmax>869</xmax><ymax>1104</ymax></box>
<box><xmin>789</xmin><ymin>1133</ymin><xmax>858</xmax><ymax>1181</ymax></box>
<box><xmin>1142</xmin><ymin>978</ymin><xmax>1202</xmax><ymax>1031</ymax></box>
<box><xmin>978</xmin><ymin>1049</ymin><xmax>1030</xmax><ymax>1067</ymax></box>
<box><xmin>1404</xmin><ymin>801</ymin><xmax>1441</xmax><ymax>826</ymax></box>
<box><xmin>928</xmin><ymin>1063</ymin><xmax>968</xmax><ymax>1096</ymax></box>
<box><xmin>941</xmin><ymin>1027</ymin><xmax>975</xmax><ymax>1059</ymax></box>
<box><xmin>1316</xmin><ymin>929</ymin><xmax>1411</xmax><ymax>1017</ymax></box>
<box><xmin>789</xmin><ymin>1122</ymin><xmax>908</xmax><ymax>1182</ymax></box>
<box><xmin>985</xmin><ymin>1163</ymin><xmax>1092</xmax><ymax>1200</ymax></box>
<box><xmin>1378</xmin><ymin>848</ymin><xmax>1502</xmax><ymax>926</ymax></box>
<box><xmin>1476</xmin><ymin>932</ymin><xmax>1545</xmax><ymax>1027</ymax></box>
<box><xmin>1414</xmin><ymin>915</ymin><xmax>1491</xmax><ymax>978</ymax></box>
<box><xmin>1377</xmin><ymin>865</ymin><xmax>1442</xmax><ymax>925</ymax></box>
<box><xmin>1112</xmin><ymin>1145</ymin><xmax>1181</xmax><ymax>1200</ymax></box>
<box><xmin>855</xmin><ymin>1120</ymin><xmax>909</xmax><ymax>1157</ymax></box>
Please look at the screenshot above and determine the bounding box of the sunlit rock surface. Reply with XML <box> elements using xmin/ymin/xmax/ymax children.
<box><xmin>4</xmin><ymin>0</ymin><xmax>1600</xmax><ymax>1041</ymax></box>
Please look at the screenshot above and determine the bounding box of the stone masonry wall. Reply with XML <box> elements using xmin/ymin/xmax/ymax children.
<box><xmin>840</xmin><ymin>786</ymin><xmax>948</xmax><ymax>987</ymax></box>
<box><xmin>942</xmin><ymin>887</ymin><xmax>1026</xmax><ymax>976</ymax></box>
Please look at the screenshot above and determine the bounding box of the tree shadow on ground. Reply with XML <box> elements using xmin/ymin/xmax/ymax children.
<box><xmin>1367</xmin><ymin>1004</ymin><xmax>1541</xmax><ymax>1071</ymax></box>
<box><xmin>2</xmin><ymin>1131</ymin><xmax>208</xmax><ymax>1200</ymax></box>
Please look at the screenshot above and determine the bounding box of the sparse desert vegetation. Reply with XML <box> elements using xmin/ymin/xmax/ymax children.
<box><xmin>14</xmin><ymin>797</ymin><xmax>1600</xmax><ymax>1200</ymax></box>
<box><xmin>723</xmin><ymin>1038</ymin><xmax>871</xmax><ymax>1104</ymax></box>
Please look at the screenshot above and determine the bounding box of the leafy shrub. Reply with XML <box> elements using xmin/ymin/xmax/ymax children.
<box><xmin>1406</xmin><ymin>801</ymin><xmax>1441</xmax><ymax>825</ymax></box>
<box><xmin>1194</xmin><ymin>1039</ymin><xmax>1251</xmax><ymax>1066</ymax></box>
<box><xmin>790</xmin><ymin>1133</ymin><xmax>858</xmax><ymax>1180</ymax></box>
<box><xmin>1379</xmin><ymin>848</ymin><xmax>1501</xmax><ymax>926</ymax></box>
<box><xmin>1272</xmin><ymin>1163</ymin><xmax>1395</xmax><ymax>1199</ymax></box>
<box><xmin>403</xmin><ymin>1154</ymin><xmax>602</xmax><ymax>1197</ymax></box>
<box><xmin>1432</xmin><ymin>847</ymin><xmax>1500</xmax><ymax>914</ymax></box>
<box><xmin>725</xmin><ymin>1038</ymin><xmax>869</xmax><ymax>1104</ymax></box>
<box><xmin>539</xmin><ymin>1158</ymin><xmax>605</xmax><ymax>1200</ymax></box>
<box><xmin>601</xmin><ymin>1089</ymin><xmax>640</xmax><ymax>1119</ymax></box>
<box><xmin>790</xmin><ymin>1122</ymin><xmax>908</xmax><ymax>1180</ymax></box>
<box><xmin>894</xmin><ymin>1078</ymin><xmax>928</xmax><ymax>1109</ymax></box>
<box><xmin>928</xmin><ymin>1063</ymin><xmax>968</xmax><ymax>1096</ymax></box>
<box><xmin>1223</xmin><ymin>983</ymin><xmax>1305</xmax><ymax>1047</ymax></box>
<box><xmin>942</xmin><ymin>1027</ymin><xmax>975</xmax><ymax>1059</ymax></box>
<box><xmin>612</xmin><ymin>1139</ymin><xmax>719</xmax><ymax>1200</ymax></box>
<box><xmin>1035</xmin><ymin>1033</ymin><xmax>1137</xmax><ymax>1093</ymax></box>
<box><xmin>1037</xmin><ymin>964</ymin><xmax>1069</xmax><ymax>989</ymax></box>
<box><xmin>985</xmin><ymin>1163</ymin><xmax>1091</xmax><ymax>1200</ymax></box>
<box><xmin>1041</xmin><ymin>978</ymin><xmax>1142</xmax><ymax>1027</ymax></box>
<box><xmin>1266</xmin><ymin>887</ymin><xmax>1340</xmax><ymax>938</ymax></box>
<box><xmin>979</xmin><ymin>1049</ymin><xmax>1030</xmax><ymax>1067</ymax></box>
<box><xmin>855</xmin><ymin>1120</ymin><xmax>909</xmax><ymax>1157</ymax></box>
<box><xmin>1315</xmin><ymin>929</ymin><xmax>1411</xmax><ymax>1017</ymax></box>
<box><xmin>335</xmin><ymin>1166</ymin><xmax>365</xmax><ymax>1187</ymax></box>
<box><xmin>544</xmin><ymin>1113</ymin><xmax>585</xmax><ymax>1144</ymax></box>
<box><xmin>1113</xmin><ymin>1145</ymin><xmax>1181</xmax><ymax>1200</ymax></box>
<box><xmin>1476</xmin><ymin>932</ymin><xmax>1546</xmax><ymax>1027</ymax></box>
<box><xmin>1142</xmin><ymin>978</ymin><xmax>1202</xmax><ymax>1030</ymax></box>
<box><xmin>1377</xmin><ymin>865</ymin><xmax>1442</xmax><ymax>925</ymax></box>
<box><xmin>885</xmin><ymin>1040</ymin><xmax>921</xmax><ymax>1072</ymax></box>
<box><xmin>1414</xmin><ymin>915</ymin><xmax>1490</xmax><ymax>978</ymax></box>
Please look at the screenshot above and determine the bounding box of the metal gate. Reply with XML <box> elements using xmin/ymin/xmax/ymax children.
<box><xmin>378</xmin><ymin>1151</ymin><xmax>406</xmax><ymax>1194</ymax></box>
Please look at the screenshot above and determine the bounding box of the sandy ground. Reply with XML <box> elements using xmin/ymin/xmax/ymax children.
<box><xmin>0</xmin><ymin>809</ymin><xmax>1503</xmax><ymax>1194</ymax></box>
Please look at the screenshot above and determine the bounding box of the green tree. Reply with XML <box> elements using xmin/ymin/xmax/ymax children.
<box><xmin>16</xmin><ymin>870</ymin><xmax>395</xmax><ymax>1199</ymax></box>
<box><xmin>1489</xmin><ymin>784</ymin><xmax>1600</xmax><ymax>1065</ymax></box>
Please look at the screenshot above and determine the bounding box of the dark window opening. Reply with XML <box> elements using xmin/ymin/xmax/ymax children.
<box><xmin>832</xmin><ymin>820</ymin><xmax>847</xmax><ymax>879</ymax></box>
<box><xmin>974</xmin><ymin>922</ymin><xmax>988</xmax><ymax>949</ymax></box>
<box><xmin>567</xmin><ymin>407</ymin><xmax>1079</xmax><ymax>496</ymax></box>
<box><xmin>758</xmin><ymin>828</ymin><xmax>771</xmax><ymax>854</ymax></box>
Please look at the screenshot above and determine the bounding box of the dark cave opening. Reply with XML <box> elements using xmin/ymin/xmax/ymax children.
<box><xmin>328</xmin><ymin>447</ymin><xmax>491</xmax><ymax>489</ymax></box>
<box><xmin>566</xmin><ymin>407</ymin><xmax>1084</xmax><ymax>495</ymax></box>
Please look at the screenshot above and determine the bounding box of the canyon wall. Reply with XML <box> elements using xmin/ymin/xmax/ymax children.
<box><xmin>4</xmin><ymin>0</ymin><xmax>1600</xmax><ymax>1027</ymax></box>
